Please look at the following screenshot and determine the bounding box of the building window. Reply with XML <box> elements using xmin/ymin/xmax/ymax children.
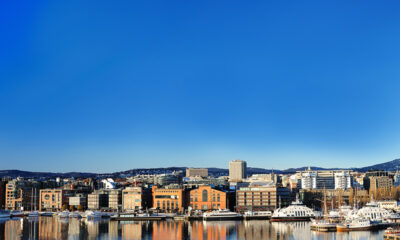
<box><xmin>202</xmin><ymin>190</ymin><xmax>208</xmax><ymax>202</ymax></box>
<box><xmin>217</xmin><ymin>194</ymin><xmax>220</xmax><ymax>202</ymax></box>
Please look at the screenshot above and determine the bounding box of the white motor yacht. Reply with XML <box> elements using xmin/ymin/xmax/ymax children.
<box><xmin>203</xmin><ymin>209</ymin><xmax>242</xmax><ymax>221</ymax></box>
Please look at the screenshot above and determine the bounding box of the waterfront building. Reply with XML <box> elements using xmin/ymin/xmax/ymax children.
<box><xmin>189</xmin><ymin>186</ymin><xmax>226</xmax><ymax>211</ymax></box>
<box><xmin>87</xmin><ymin>193</ymin><xmax>108</xmax><ymax>210</ymax></box>
<box><xmin>299</xmin><ymin>169</ymin><xmax>353</xmax><ymax>190</ymax></box>
<box><xmin>236</xmin><ymin>186</ymin><xmax>291</xmax><ymax>212</ymax></box>
<box><xmin>6</xmin><ymin>180</ymin><xmax>38</xmax><ymax>211</ymax></box>
<box><xmin>364</xmin><ymin>175</ymin><xmax>393</xmax><ymax>193</ymax></box>
<box><xmin>229</xmin><ymin>160</ymin><xmax>247</xmax><ymax>182</ymax></box>
<box><xmin>247</xmin><ymin>173</ymin><xmax>280</xmax><ymax>185</ymax></box>
<box><xmin>121</xmin><ymin>187</ymin><xmax>154</xmax><ymax>211</ymax></box>
<box><xmin>152</xmin><ymin>186</ymin><xmax>188</xmax><ymax>213</ymax></box>
<box><xmin>300</xmin><ymin>172</ymin><xmax>317</xmax><ymax>189</ymax></box>
<box><xmin>334</xmin><ymin>171</ymin><xmax>352</xmax><ymax>189</ymax></box>
<box><xmin>0</xmin><ymin>180</ymin><xmax>7</xmax><ymax>209</ymax></box>
<box><xmin>288</xmin><ymin>174</ymin><xmax>299</xmax><ymax>189</ymax></box>
<box><xmin>69</xmin><ymin>194</ymin><xmax>87</xmax><ymax>210</ymax></box>
<box><xmin>186</xmin><ymin>168</ymin><xmax>208</xmax><ymax>177</ymax></box>
<box><xmin>40</xmin><ymin>189</ymin><xmax>74</xmax><ymax>211</ymax></box>
<box><xmin>394</xmin><ymin>171</ymin><xmax>400</xmax><ymax>186</ymax></box>
<box><xmin>155</xmin><ymin>172</ymin><xmax>183</xmax><ymax>186</ymax></box>
<box><xmin>107</xmin><ymin>189</ymin><xmax>122</xmax><ymax>211</ymax></box>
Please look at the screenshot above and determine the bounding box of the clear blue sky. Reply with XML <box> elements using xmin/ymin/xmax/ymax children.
<box><xmin>1</xmin><ymin>1</ymin><xmax>400</xmax><ymax>172</ymax></box>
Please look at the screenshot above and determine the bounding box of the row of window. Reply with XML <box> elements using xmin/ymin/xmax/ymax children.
<box><xmin>156</xmin><ymin>200</ymin><xmax>178</xmax><ymax>209</ymax></box>
<box><xmin>190</xmin><ymin>204</ymin><xmax>220</xmax><ymax>210</ymax></box>
<box><xmin>191</xmin><ymin>190</ymin><xmax>221</xmax><ymax>202</ymax></box>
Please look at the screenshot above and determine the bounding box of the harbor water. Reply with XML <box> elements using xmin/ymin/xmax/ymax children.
<box><xmin>0</xmin><ymin>217</ymin><xmax>385</xmax><ymax>239</ymax></box>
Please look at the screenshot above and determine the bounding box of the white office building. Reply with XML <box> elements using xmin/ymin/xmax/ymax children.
<box><xmin>334</xmin><ymin>171</ymin><xmax>352</xmax><ymax>190</ymax></box>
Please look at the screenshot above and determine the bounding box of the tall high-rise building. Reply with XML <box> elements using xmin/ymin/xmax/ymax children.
<box><xmin>229</xmin><ymin>160</ymin><xmax>247</xmax><ymax>182</ymax></box>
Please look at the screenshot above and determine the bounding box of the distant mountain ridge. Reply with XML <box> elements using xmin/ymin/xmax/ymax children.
<box><xmin>354</xmin><ymin>158</ymin><xmax>400</xmax><ymax>172</ymax></box>
<box><xmin>1</xmin><ymin>158</ymin><xmax>400</xmax><ymax>178</ymax></box>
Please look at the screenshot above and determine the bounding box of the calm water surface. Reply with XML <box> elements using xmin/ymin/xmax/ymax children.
<box><xmin>0</xmin><ymin>217</ymin><xmax>385</xmax><ymax>240</ymax></box>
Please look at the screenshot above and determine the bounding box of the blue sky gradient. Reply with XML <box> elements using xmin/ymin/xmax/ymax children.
<box><xmin>1</xmin><ymin>1</ymin><xmax>400</xmax><ymax>172</ymax></box>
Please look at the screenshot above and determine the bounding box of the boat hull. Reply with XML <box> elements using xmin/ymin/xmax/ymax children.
<box><xmin>203</xmin><ymin>216</ymin><xmax>243</xmax><ymax>221</ymax></box>
<box><xmin>111</xmin><ymin>216</ymin><xmax>166</xmax><ymax>221</ymax></box>
<box><xmin>244</xmin><ymin>216</ymin><xmax>271</xmax><ymax>220</ymax></box>
<box><xmin>311</xmin><ymin>224</ymin><xmax>337</xmax><ymax>232</ymax></box>
<box><xmin>336</xmin><ymin>225</ymin><xmax>376</xmax><ymax>232</ymax></box>
<box><xmin>270</xmin><ymin>217</ymin><xmax>313</xmax><ymax>222</ymax></box>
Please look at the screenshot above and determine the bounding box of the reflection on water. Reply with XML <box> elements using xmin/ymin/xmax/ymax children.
<box><xmin>0</xmin><ymin>217</ymin><xmax>385</xmax><ymax>240</ymax></box>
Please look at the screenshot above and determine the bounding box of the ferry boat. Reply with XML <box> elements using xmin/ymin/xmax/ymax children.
<box><xmin>203</xmin><ymin>209</ymin><xmax>242</xmax><ymax>221</ymax></box>
<box><xmin>336</xmin><ymin>218</ymin><xmax>376</xmax><ymax>232</ymax></box>
<box><xmin>271</xmin><ymin>195</ymin><xmax>315</xmax><ymax>222</ymax></box>
<box><xmin>243</xmin><ymin>210</ymin><xmax>272</xmax><ymax>220</ymax></box>
<box><xmin>346</xmin><ymin>197</ymin><xmax>398</xmax><ymax>228</ymax></box>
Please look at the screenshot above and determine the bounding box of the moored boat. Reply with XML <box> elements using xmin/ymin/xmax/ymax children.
<box><xmin>10</xmin><ymin>210</ymin><xmax>25</xmax><ymax>217</ymax></box>
<box><xmin>243</xmin><ymin>210</ymin><xmax>272</xmax><ymax>220</ymax></box>
<box><xmin>111</xmin><ymin>212</ymin><xmax>166</xmax><ymax>221</ymax></box>
<box><xmin>28</xmin><ymin>211</ymin><xmax>40</xmax><ymax>217</ymax></box>
<box><xmin>384</xmin><ymin>227</ymin><xmax>400</xmax><ymax>235</ymax></box>
<box><xmin>311</xmin><ymin>219</ymin><xmax>337</xmax><ymax>232</ymax></box>
<box><xmin>203</xmin><ymin>209</ymin><xmax>242</xmax><ymax>221</ymax></box>
<box><xmin>336</xmin><ymin>218</ymin><xmax>376</xmax><ymax>232</ymax></box>
<box><xmin>85</xmin><ymin>211</ymin><xmax>103</xmax><ymax>220</ymax></box>
<box><xmin>0</xmin><ymin>210</ymin><xmax>10</xmax><ymax>219</ymax></box>
<box><xmin>271</xmin><ymin>195</ymin><xmax>315</xmax><ymax>222</ymax></box>
<box><xmin>40</xmin><ymin>212</ymin><xmax>56</xmax><ymax>216</ymax></box>
<box><xmin>69</xmin><ymin>212</ymin><xmax>82</xmax><ymax>218</ymax></box>
<box><xmin>310</xmin><ymin>189</ymin><xmax>337</xmax><ymax>232</ymax></box>
<box><xmin>58</xmin><ymin>211</ymin><xmax>70</xmax><ymax>218</ymax></box>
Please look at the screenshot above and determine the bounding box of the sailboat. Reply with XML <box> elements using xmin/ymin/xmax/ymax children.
<box><xmin>311</xmin><ymin>188</ymin><xmax>337</xmax><ymax>232</ymax></box>
<box><xmin>28</xmin><ymin>188</ymin><xmax>39</xmax><ymax>217</ymax></box>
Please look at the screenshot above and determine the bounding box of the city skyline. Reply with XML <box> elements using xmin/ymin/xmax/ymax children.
<box><xmin>2</xmin><ymin>1</ymin><xmax>400</xmax><ymax>172</ymax></box>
